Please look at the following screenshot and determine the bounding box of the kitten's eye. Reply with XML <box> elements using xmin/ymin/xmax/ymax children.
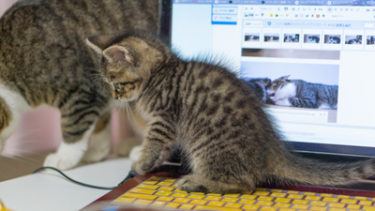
<box><xmin>113</xmin><ymin>83</ymin><xmax>120</xmax><ymax>89</ymax></box>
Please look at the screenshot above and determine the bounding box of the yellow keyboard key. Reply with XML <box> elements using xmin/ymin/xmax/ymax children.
<box><xmin>194</xmin><ymin>205</ymin><xmax>241</xmax><ymax>211</ymax></box>
<box><xmin>122</xmin><ymin>192</ymin><xmax>157</xmax><ymax>200</ymax></box>
<box><xmin>354</xmin><ymin>196</ymin><xmax>368</xmax><ymax>200</ymax></box>
<box><xmin>189</xmin><ymin>194</ymin><xmax>205</xmax><ymax>199</ymax></box>
<box><xmin>172</xmin><ymin>192</ymin><xmax>188</xmax><ymax>198</ymax></box>
<box><xmin>359</xmin><ymin>200</ymin><xmax>373</xmax><ymax>206</ymax></box>
<box><xmin>224</xmin><ymin>194</ymin><xmax>240</xmax><ymax>198</ymax></box>
<box><xmin>291</xmin><ymin>204</ymin><xmax>309</xmax><ymax>209</ymax></box>
<box><xmin>225</xmin><ymin>203</ymin><xmax>242</xmax><ymax>208</ymax></box>
<box><xmin>293</xmin><ymin>199</ymin><xmax>309</xmax><ymax>204</ymax></box>
<box><xmin>239</xmin><ymin>199</ymin><xmax>256</xmax><ymax>204</ymax></box>
<box><xmin>174</xmin><ymin>197</ymin><xmax>191</xmax><ymax>203</ymax></box>
<box><xmin>191</xmin><ymin>200</ymin><xmax>208</xmax><ymax>205</ymax></box>
<box><xmin>242</xmin><ymin>204</ymin><xmax>260</xmax><ymax>210</ymax></box>
<box><xmin>337</xmin><ymin>195</ymin><xmax>350</xmax><ymax>199</ymax></box>
<box><xmin>207</xmin><ymin>193</ymin><xmax>221</xmax><ymax>196</ymax></box>
<box><xmin>304</xmin><ymin>192</ymin><xmax>317</xmax><ymax>196</ymax></box>
<box><xmin>275</xmin><ymin>198</ymin><xmax>291</xmax><ymax>203</ymax></box>
<box><xmin>191</xmin><ymin>192</ymin><xmax>205</xmax><ymax>195</ymax></box>
<box><xmin>341</xmin><ymin>198</ymin><xmax>358</xmax><ymax>204</ymax></box>
<box><xmin>156</xmin><ymin>196</ymin><xmax>173</xmax><ymax>201</ymax></box>
<box><xmin>143</xmin><ymin>180</ymin><xmax>158</xmax><ymax>185</ymax></box>
<box><xmin>260</xmin><ymin>207</ymin><xmax>277</xmax><ymax>211</ymax></box>
<box><xmin>157</xmin><ymin>182</ymin><xmax>173</xmax><ymax>186</ymax></box>
<box><xmin>305</xmin><ymin>195</ymin><xmax>321</xmax><ymax>201</ymax></box>
<box><xmin>180</xmin><ymin>204</ymin><xmax>195</xmax><ymax>210</ymax></box>
<box><xmin>147</xmin><ymin>176</ymin><xmax>161</xmax><ymax>181</ymax></box>
<box><xmin>347</xmin><ymin>204</ymin><xmax>361</xmax><ymax>209</ymax></box>
<box><xmin>164</xmin><ymin>178</ymin><xmax>176</xmax><ymax>182</ymax></box>
<box><xmin>256</xmin><ymin>201</ymin><xmax>273</xmax><ymax>206</ymax></box>
<box><xmin>310</xmin><ymin>206</ymin><xmax>327</xmax><ymax>211</ymax></box>
<box><xmin>205</xmin><ymin>196</ymin><xmax>222</xmax><ymax>201</ymax></box>
<box><xmin>155</xmin><ymin>190</ymin><xmax>172</xmax><ymax>196</ymax></box>
<box><xmin>363</xmin><ymin>206</ymin><xmax>375</xmax><ymax>211</ymax></box>
<box><xmin>129</xmin><ymin>188</ymin><xmax>156</xmax><ymax>195</ymax></box>
<box><xmin>329</xmin><ymin>208</ymin><xmax>346</xmax><ymax>211</ymax></box>
<box><xmin>320</xmin><ymin>193</ymin><xmax>333</xmax><ymax>197</ymax></box>
<box><xmin>151</xmin><ymin>201</ymin><xmax>166</xmax><ymax>207</ymax></box>
<box><xmin>322</xmin><ymin>197</ymin><xmax>339</xmax><ymax>203</ymax></box>
<box><xmin>137</xmin><ymin>184</ymin><xmax>159</xmax><ymax>190</ymax></box>
<box><xmin>274</xmin><ymin>203</ymin><xmax>291</xmax><ymax>208</ymax></box>
<box><xmin>134</xmin><ymin>199</ymin><xmax>152</xmax><ymax>205</ymax></box>
<box><xmin>174</xmin><ymin>189</ymin><xmax>188</xmax><ymax>193</ymax></box>
<box><xmin>271</xmin><ymin>192</ymin><xmax>287</xmax><ymax>198</ymax></box>
<box><xmin>329</xmin><ymin>202</ymin><xmax>345</xmax><ymax>208</ymax></box>
<box><xmin>208</xmin><ymin>201</ymin><xmax>225</xmax><ymax>207</ymax></box>
<box><xmin>310</xmin><ymin>201</ymin><xmax>327</xmax><ymax>207</ymax></box>
<box><xmin>222</xmin><ymin>198</ymin><xmax>238</xmax><ymax>203</ymax></box>
<box><xmin>159</xmin><ymin>186</ymin><xmax>174</xmax><ymax>191</ymax></box>
<box><xmin>253</xmin><ymin>191</ymin><xmax>270</xmax><ymax>196</ymax></box>
<box><xmin>279</xmin><ymin>208</ymin><xmax>296</xmax><ymax>211</ymax></box>
<box><xmin>240</xmin><ymin>194</ymin><xmax>257</xmax><ymax>200</ymax></box>
<box><xmin>286</xmin><ymin>190</ymin><xmax>299</xmax><ymax>194</ymax></box>
<box><xmin>257</xmin><ymin>196</ymin><xmax>273</xmax><ymax>201</ymax></box>
<box><xmin>114</xmin><ymin>197</ymin><xmax>135</xmax><ymax>203</ymax></box>
<box><xmin>288</xmin><ymin>194</ymin><xmax>304</xmax><ymax>199</ymax></box>
<box><xmin>166</xmin><ymin>202</ymin><xmax>180</xmax><ymax>208</ymax></box>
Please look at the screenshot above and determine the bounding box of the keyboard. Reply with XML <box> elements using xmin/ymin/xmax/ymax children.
<box><xmin>112</xmin><ymin>176</ymin><xmax>375</xmax><ymax>211</ymax></box>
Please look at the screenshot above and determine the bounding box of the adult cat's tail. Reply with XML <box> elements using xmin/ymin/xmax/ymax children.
<box><xmin>272</xmin><ymin>153</ymin><xmax>375</xmax><ymax>185</ymax></box>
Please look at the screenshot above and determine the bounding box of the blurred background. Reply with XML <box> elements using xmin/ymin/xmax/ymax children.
<box><xmin>0</xmin><ymin>0</ymin><xmax>133</xmax><ymax>157</ymax></box>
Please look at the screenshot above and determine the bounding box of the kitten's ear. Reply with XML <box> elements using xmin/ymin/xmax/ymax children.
<box><xmin>103</xmin><ymin>45</ymin><xmax>134</xmax><ymax>64</ymax></box>
<box><xmin>280</xmin><ymin>75</ymin><xmax>290</xmax><ymax>80</ymax></box>
<box><xmin>86</xmin><ymin>34</ymin><xmax>119</xmax><ymax>54</ymax></box>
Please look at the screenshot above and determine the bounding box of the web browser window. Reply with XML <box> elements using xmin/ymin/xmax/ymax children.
<box><xmin>171</xmin><ymin>0</ymin><xmax>375</xmax><ymax>157</ymax></box>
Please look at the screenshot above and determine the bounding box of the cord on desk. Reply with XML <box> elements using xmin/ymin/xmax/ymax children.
<box><xmin>33</xmin><ymin>166</ymin><xmax>137</xmax><ymax>190</ymax></box>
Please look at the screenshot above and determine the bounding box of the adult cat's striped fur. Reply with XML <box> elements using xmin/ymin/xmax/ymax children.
<box><xmin>0</xmin><ymin>0</ymin><xmax>159</xmax><ymax>169</ymax></box>
<box><xmin>87</xmin><ymin>31</ymin><xmax>375</xmax><ymax>193</ymax></box>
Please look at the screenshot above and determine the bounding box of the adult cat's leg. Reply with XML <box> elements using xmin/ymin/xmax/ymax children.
<box><xmin>44</xmin><ymin>91</ymin><xmax>107</xmax><ymax>169</ymax></box>
<box><xmin>82</xmin><ymin>112</ymin><xmax>112</xmax><ymax>163</ymax></box>
<box><xmin>0</xmin><ymin>85</ymin><xmax>31</xmax><ymax>152</ymax></box>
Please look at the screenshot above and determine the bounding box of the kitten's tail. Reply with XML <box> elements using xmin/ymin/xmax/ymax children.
<box><xmin>272</xmin><ymin>153</ymin><xmax>375</xmax><ymax>185</ymax></box>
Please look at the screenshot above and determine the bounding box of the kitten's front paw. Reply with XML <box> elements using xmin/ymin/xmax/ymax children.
<box><xmin>176</xmin><ymin>175</ymin><xmax>208</xmax><ymax>193</ymax></box>
<box><xmin>44</xmin><ymin>152</ymin><xmax>82</xmax><ymax>170</ymax></box>
<box><xmin>132</xmin><ymin>159</ymin><xmax>155</xmax><ymax>175</ymax></box>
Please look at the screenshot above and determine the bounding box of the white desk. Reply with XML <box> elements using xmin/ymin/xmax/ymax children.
<box><xmin>0</xmin><ymin>158</ymin><xmax>132</xmax><ymax>211</ymax></box>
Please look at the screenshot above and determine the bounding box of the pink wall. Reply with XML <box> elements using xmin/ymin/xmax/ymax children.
<box><xmin>1</xmin><ymin>0</ymin><xmax>131</xmax><ymax>156</ymax></box>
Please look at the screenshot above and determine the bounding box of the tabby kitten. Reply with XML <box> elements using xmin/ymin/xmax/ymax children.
<box><xmin>267</xmin><ymin>75</ymin><xmax>338</xmax><ymax>109</ymax></box>
<box><xmin>0</xmin><ymin>0</ymin><xmax>159</xmax><ymax>169</ymax></box>
<box><xmin>87</xmin><ymin>31</ymin><xmax>375</xmax><ymax>193</ymax></box>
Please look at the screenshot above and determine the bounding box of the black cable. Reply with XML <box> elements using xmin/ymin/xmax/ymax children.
<box><xmin>33</xmin><ymin>166</ymin><xmax>137</xmax><ymax>190</ymax></box>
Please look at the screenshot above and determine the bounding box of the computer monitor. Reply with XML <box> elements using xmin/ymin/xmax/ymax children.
<box><xmin>161</xmin><ymin>0</ymin><xmax>375</xmax><ymax>158</ymax></box>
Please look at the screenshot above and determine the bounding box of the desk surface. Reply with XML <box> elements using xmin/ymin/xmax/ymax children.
<box><xmin>0</xmin><ymin>158</ymin><xmax>132</xmax><ymax>211</ymax></box>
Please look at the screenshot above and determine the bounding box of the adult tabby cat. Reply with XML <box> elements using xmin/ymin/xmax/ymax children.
<box><xmin>86</xmin><ymin>31</ymin><xmax>375</xmax><ymax>193</ymax></box>
<box><xmin>267</xmin><ymin>75</ymin><xmax>338</xmax><ymax>109</ymax></box>
<box><xmin>0</xmin><ymin>0</ymin><xmax>159</xmax><ymax>169</ymax></box>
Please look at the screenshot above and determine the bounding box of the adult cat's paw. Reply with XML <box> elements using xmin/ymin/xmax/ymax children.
<box><xmin>44</xmin><ymin>152</ymin><xmax>82</xmax><ymax>170</ymax></box>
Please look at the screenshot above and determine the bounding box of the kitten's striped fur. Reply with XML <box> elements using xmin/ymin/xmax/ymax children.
<box><xmin>0</xmin><ymin>0</ymin><xmax>159</xmax><ymax>169</ymax></box>
<box><xmin>87</xmin><ymin>31</ymin><xmax>375</xmax><ymax>193</ymax></box>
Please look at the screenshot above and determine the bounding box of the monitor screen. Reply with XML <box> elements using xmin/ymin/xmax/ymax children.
<box><xmin>168</xmin><ymin>0</ymin><xmax>375</xmax><ymax>157</ymax></box>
